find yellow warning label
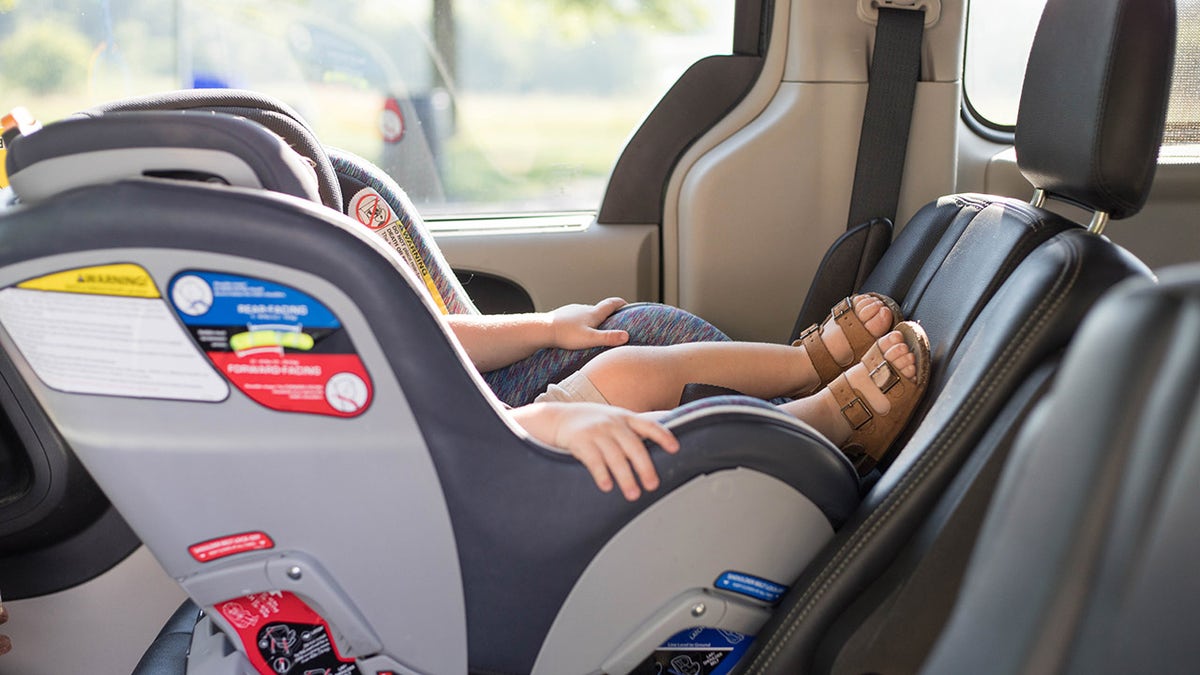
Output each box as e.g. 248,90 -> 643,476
398,227 -> 450,315
18,264 -> 160,298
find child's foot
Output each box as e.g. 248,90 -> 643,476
786,322 -> 930,474
789,293 -> 901,397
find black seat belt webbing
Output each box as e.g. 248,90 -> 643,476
790,6 -> 925,338
846,6 -> 925,230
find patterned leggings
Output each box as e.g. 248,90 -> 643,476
483,303 -> 730,407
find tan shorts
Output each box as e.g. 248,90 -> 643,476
534,370 -> 611,405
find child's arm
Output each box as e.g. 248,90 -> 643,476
448,297 -> 630,372
510,402 -> 680,501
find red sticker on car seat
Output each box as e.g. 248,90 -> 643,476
352,190 -> 392,230
214,591 -> 359,675
189,531 -> 274,562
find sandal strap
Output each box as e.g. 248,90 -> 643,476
833,296 -> 880,362
794,323 -> 842,391
791,297 -> 860,393
860,340 -> 902,395
828,375 -> 873,430
791,294 -> 903,399
827,358 -> 907,476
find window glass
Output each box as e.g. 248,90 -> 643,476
965,0 -> 1200,152
1169,2 -> 1200,147
963,0 -> 1045,128
0,0 -> 734,217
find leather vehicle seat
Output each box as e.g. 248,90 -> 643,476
922,267 -> 1200,674
734,0 -> 1175,670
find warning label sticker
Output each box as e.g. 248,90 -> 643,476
346,187 -> 449,315
352,188 -> 392,230
189,531 -> 275,563
713,571 -> 788,603
18,263 -> 160,298
168,271 -> 373,417
214,591 -> 359,675
0,265 -> 228,401
0,135 -> 8,189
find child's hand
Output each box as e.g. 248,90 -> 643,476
549,297 -> 629,350
512,402 -> 680,500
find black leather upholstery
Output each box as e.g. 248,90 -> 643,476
733,0 -> 1174,669
737,205 -> 1151,674
1015,0 -> 1175,218
923,268 -> 1200,674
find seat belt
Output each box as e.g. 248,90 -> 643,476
790,4 -> 927,340
846,5 -> 926,231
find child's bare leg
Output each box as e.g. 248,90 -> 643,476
777,331 -> 918,445
582,295 -> 894,412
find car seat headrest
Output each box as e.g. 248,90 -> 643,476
76,88 -> 342,209
5,111 -> 321,205
1015,0 -> 1175,220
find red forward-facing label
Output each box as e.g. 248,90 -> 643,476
189,531 -> 274,562
215,591 -> 359,675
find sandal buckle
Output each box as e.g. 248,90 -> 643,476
798,323 -> 820,341
840,397 -> 873,429
831,297 -> 854,320
870,360 -> 901,393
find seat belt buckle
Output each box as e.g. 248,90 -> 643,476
857,0 -> 942,27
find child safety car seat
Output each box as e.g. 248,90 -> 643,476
76,89 -> 734,407
0,136 -> 858,674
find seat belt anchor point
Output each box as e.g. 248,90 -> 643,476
857,0 -> 942,27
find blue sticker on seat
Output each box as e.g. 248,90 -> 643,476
714,571 -> 788,603
646,627 -> 754,675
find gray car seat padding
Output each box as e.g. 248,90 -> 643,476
5,112 -> 321,205
78,88 -> 342,210
0,179 -> 862,673
923,268 -> 1200,674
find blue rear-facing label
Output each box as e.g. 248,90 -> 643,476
634,627 -> 754,675
714,571 -> 788,603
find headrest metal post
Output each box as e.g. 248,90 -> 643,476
1030,188 -> 1047,208
1087,210 -> 1111,235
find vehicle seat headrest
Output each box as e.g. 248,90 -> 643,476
1015,0 -> 1175,219
76,88 -> 342,209
5,111 -> 321,204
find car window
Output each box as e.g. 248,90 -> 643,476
0,0 -> 735,218
965,0 -> 1200,152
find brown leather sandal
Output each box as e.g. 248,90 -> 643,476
826,320 -> 930,475
789,293 -> 903,397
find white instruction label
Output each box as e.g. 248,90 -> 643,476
0,287 -> 229,401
